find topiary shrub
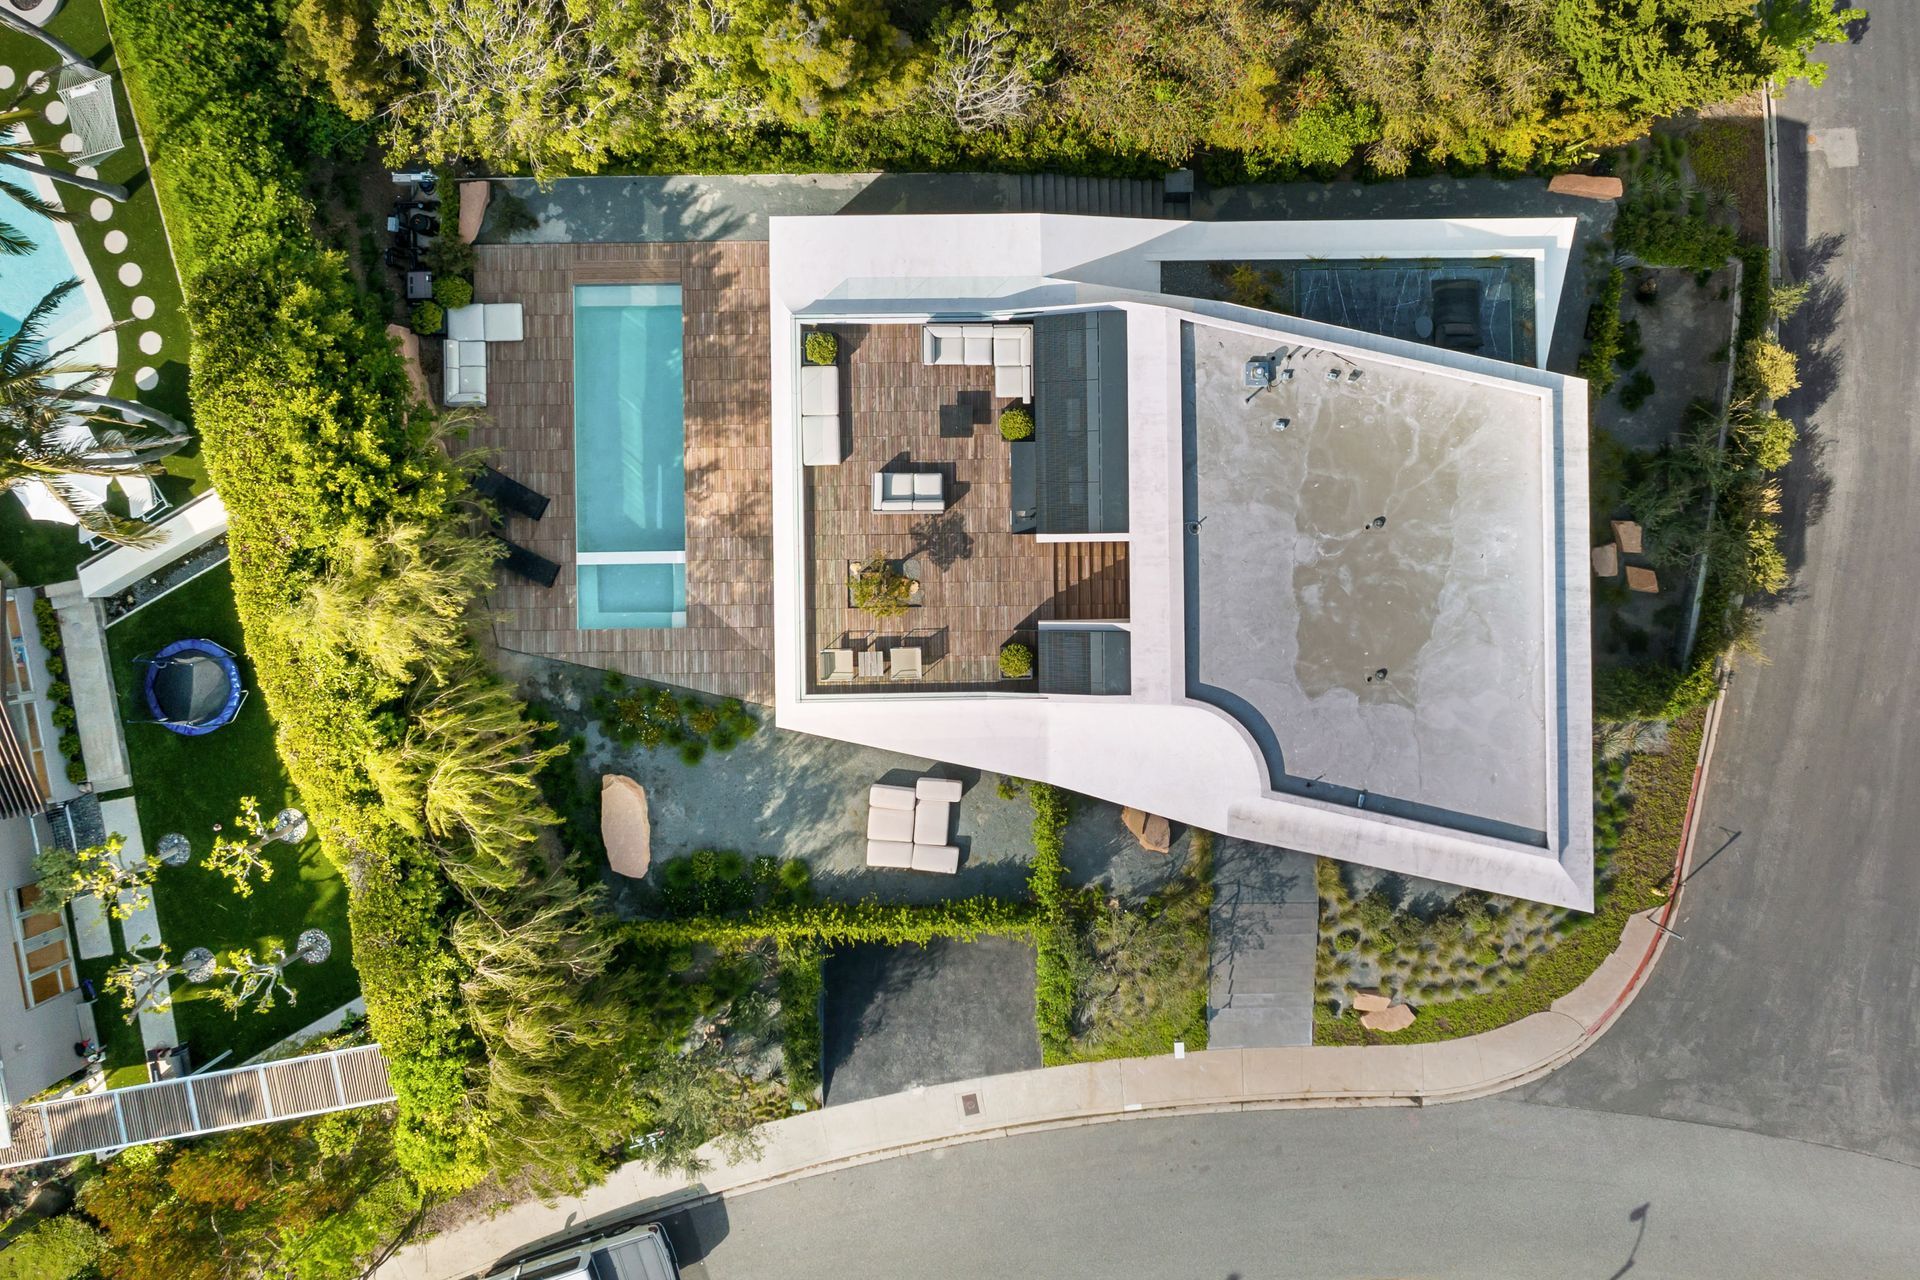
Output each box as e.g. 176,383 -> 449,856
65,759 -> 86,785
410,300 -> 445,335
999,405 -> 1034,441
999,642 -> 1034,679
803,330 -> 838,365
433,276 -> 474,310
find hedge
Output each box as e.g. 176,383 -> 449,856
625,897 -> 1036,950
1026,783 -> 1077,1064
1577,266 -> 1625,396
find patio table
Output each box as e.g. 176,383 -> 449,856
858,649 -> 886,679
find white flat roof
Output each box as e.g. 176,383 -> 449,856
769,214 -> 1591,907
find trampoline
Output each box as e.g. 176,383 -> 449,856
141,639 -> 246,736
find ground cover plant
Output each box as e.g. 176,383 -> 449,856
277,0 -> 1857,182
101,563 -> 358,1065
596,673 -> 759,765
1315,710 -> 1704,1043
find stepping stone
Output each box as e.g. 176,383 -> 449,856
134,366 -> 158,390
600,774 -> 652,878
1351,988 -> 1391,1013
89,197 -> 112,222
0,68 -> 14,92
45,99 -> 67,125
76,164 -> 96,179
130,295 -> 155,319
117,261 -> 141,286
1360,1003 -> 1416,1032
1547,174 -> 1624,201
1611,519 -> 1645,555
1625,565 -> 1661,594
27,69 -> 49,94
138,331 -> 161,355
60,132 -> 82,155
103,229 -> 127,253
1591,542 -> 1620,578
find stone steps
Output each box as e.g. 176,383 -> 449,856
1208,845 -> 1319,1049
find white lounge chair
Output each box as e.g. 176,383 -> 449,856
447,303 -> 525,343
872,471 -> 945,513
911,777 -> 962,873
800,365 -> 844,465
993,324 -> 1034,400
889,646 -> 924,680
444,339 -> 487,406
922,323 -> 993,366
820,648 -> 855,683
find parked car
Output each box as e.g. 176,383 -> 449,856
485,1222 -> 680,1280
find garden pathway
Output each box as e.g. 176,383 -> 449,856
1207,841 -> 1317,1048
98,794 -> 177,1050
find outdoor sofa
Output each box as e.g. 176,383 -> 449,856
865,780 -> 960,873
921,322 -> 1033,400
871,471 -> 946,513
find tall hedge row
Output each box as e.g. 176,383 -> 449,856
107,0 -> 523,1188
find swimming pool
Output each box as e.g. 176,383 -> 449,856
573,283 -> 689,629
0,156 -> 95,345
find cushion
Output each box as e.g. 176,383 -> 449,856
916,777 -> 964,803
801,416 -> 843,466
961,326 -> 993,365
911,844 -> 960,874
994,363 -> 1032,401
911,472 -> 943,499
867,840 -> 915,869
800,365 -> 839,415
913,800 -> 949,846
922,324 -> 965,365
481,303 -> 524,342
992,325 -> 1032,366
868,805 -> 914,843
446,304 -> 485,342
869,783 -> 917,809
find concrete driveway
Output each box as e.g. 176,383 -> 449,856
821,938 -> 1040,1106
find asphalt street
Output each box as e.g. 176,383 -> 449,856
1518,16 -> 1920,1165
605,24 -> 1920,1280
661,1104 -> 1920,1279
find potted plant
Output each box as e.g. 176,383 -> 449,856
804,330 -> 839,366
999,404 -> 1033,442
999,641 -> 1034,680
849,554 -> 914,619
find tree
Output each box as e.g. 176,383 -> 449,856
0,1214 -> 108,1280
669,0 -> 917,130
847,553 -> 912,618
1759,0 -> 1866,89
1552,0 -> 1774,121
103,942 -> 191,1021
924,0 -> 1045,132
285,0 -> 391,122
380,0 -> 668,176
204,797 -> 292,897
32,835 -> 152,920
1739,336 -> 1801,402
211,932 -> 333,1014
2,281 -> 190,546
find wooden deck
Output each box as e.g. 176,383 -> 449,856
805,324 -> 1056,693
470,242 -> 774,703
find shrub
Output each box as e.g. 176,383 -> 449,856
999,642 -> 1034,679
777,942 -> 823,1103
1026,782 -> 1077,1063
50,704 -> 76,730
409,300 -> 445,335
848,555 -> 913,619
44,655 -> 63,678
0,1214 -> 108,1280
1618,370 -> 1656,411
45,680 -> 70,703
433,276 -> 473,310
1738,337 -> 1800,402
1578,268 -> 1624,395
65,760 -> 86,785
999,405 -> 1034,441
56,732 -> 81,759
803,330 -> 838,365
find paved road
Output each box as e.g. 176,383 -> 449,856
1518,20 -> 1920,1166
659,1105 -> 1920,1279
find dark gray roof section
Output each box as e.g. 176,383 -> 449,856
1035,311 -> 1129,534
1038,628 -> 1132,696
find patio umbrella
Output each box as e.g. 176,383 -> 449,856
11,479 -> 80,525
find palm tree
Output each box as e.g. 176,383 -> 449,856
1,279 -> 188,546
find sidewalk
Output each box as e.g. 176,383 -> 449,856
380,909 -> 1675,1280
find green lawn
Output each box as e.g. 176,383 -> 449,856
0,0 -> 201,587
99,563 -> 358,1067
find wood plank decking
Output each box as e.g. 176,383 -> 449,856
1050,542 -> 1130,621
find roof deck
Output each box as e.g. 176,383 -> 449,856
803,323 -> 1126,694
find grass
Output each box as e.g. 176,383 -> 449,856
1059,831 -> 1214,1062
0,0 -> 201,588
1314,710 -> 1706,1045
97,562 -> 358,1067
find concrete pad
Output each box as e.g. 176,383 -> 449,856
1473,1012 -> 1582,1081
45,586 -> 132,791
99,798 -> 159,947
1119,1049 -> 1244,1107
69,893 -> 112,959
1356,1045 -> 1426,1095
1410,1035 -> 1488,1095
1810,126 -> 1859,168
1552,911 -> 1659,1030
1238,1046 -> 1312,1097
975,1061 -> 1123,1128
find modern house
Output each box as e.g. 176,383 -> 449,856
469,211 -> 1592,909
766,214 -> 1593,908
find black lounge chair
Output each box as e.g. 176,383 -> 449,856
492,534 -> 560,588
473,464 -> 550,520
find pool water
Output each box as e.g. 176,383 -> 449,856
0,164 -> 92,342
573,283 -> 688,629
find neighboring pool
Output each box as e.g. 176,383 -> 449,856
573,283 -> 688,629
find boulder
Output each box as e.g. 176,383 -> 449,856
458,180 -> 491,245
1351,988 -> 1391,1013
1546,174 -> 1625,201
1122,807 -> 1173,853
1360,1003 -> 1417,1033
600,774 -> 652,878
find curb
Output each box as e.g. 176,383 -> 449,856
390,702 -> 1732,1280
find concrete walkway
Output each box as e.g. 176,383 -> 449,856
1207,842 -> 1317,1048
98,795 -> 178,1050
378,903 -> 1675,1280
43,584 -> 131,791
